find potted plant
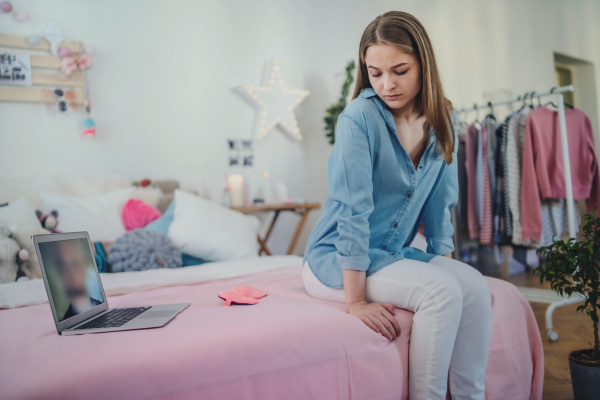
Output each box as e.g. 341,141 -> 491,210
535,210 -> 599,400
324,60 -> 355,145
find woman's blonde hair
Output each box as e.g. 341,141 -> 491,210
353,11 -> 455,163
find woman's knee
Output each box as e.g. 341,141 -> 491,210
422,272 -> 464,313
430,256 -> 491,306
459,270 -> 491,316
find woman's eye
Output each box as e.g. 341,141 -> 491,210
371,73 -> 382,78
395,70 -> 408,76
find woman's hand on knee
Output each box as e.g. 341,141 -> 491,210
347,301 -> 400,340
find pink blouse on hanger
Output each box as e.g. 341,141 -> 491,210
520,106 -> 600,241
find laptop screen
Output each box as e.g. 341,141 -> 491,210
38,238 -> 105,322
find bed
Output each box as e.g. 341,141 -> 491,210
0,255 -> 543,400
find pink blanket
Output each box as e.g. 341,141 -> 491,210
0,266 -> 543,400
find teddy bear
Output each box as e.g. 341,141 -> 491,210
35,210 -> 59,233
11,227 -> 50,279
0,226 -> 29,283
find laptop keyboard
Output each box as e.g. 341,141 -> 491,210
74,307 -> 151,330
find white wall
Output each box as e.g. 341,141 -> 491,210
1,0 -> 599,254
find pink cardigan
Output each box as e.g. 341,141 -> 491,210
521,107 -> 600,241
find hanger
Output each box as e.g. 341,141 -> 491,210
517,92 -> 529,112
472,103 -> 481,128
457,107 -> 469,129
485,101 -> 496,120
545,87 -> 574,109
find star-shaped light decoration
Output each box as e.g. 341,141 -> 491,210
39,19 -> 65,56
238,61 -> 310,140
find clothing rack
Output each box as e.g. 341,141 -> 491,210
459,85 -> 581,342
459,84 -> 576,239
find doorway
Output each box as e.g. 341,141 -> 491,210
554,52 -> 600,159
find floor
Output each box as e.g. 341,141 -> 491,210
504,271 -> 593,400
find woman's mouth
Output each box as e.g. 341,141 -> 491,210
385,94 -> 401,100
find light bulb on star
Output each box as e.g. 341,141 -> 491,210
238,61 -> 309,141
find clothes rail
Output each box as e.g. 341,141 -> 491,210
460,85 -> 579,342
459,84 -> 576,238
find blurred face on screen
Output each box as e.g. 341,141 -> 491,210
55,241 -> 89,304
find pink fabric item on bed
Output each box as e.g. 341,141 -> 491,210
121,198 -> 161,231
0,266 -> 543,400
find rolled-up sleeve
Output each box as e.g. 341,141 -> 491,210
328,114 -> 374,271
423,122 -> 459,255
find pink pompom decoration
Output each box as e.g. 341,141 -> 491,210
58,46 -> 72,58
122,199 -> 162,231
60,56 -> 77,74
13,10 -> 28,22
0,2 -> 13,13
77,53 -> 92,70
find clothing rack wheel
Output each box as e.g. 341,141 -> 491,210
517,286 -> 586,341
547,330 -> 559,342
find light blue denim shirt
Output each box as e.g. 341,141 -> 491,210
304,88 -> 459,288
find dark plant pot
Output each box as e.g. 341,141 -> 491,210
569,350 -> 600,400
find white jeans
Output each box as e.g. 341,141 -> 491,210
303,256 -> 492,400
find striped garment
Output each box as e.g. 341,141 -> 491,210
480,122 -> 494,245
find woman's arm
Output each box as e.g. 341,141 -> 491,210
330,114 -> 400,340
329,115 -> 374,273
343,269 -> 401,340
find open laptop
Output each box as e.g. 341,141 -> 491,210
33,231 -> 189,335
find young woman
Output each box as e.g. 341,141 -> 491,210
303,11 -> 492,400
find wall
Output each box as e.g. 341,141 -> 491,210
1,0 -> 599,254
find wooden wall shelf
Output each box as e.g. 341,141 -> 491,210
0,33 -> 86,105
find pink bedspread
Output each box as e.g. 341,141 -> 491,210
0,265 -> 543,400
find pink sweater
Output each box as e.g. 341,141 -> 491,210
521,106 -> 600,241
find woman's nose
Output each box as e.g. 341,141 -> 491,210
383,75 -> 396,91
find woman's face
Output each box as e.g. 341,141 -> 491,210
364,42 -> 422,112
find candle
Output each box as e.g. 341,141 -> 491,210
228,174 -> 245,208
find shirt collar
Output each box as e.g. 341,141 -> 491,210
358,88 -> 378,99
360,88 -> 387,115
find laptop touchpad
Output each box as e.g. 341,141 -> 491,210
139,310 -> 173,319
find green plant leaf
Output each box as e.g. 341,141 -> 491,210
534,210 -> 600,350
324,60 -> 356,145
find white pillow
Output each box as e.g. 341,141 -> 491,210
0,198 -> 42,231
40,188 -> 135,242
168,190 -> 259,261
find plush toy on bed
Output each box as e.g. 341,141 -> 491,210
11,227 -> 50,279
108,229 -> 182,272
35,210 -> 60,233
0,226 -> 30,283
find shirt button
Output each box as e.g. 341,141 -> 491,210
419,165 -> 423,169
393,223 -> 398,228
407,193 -> 412,198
